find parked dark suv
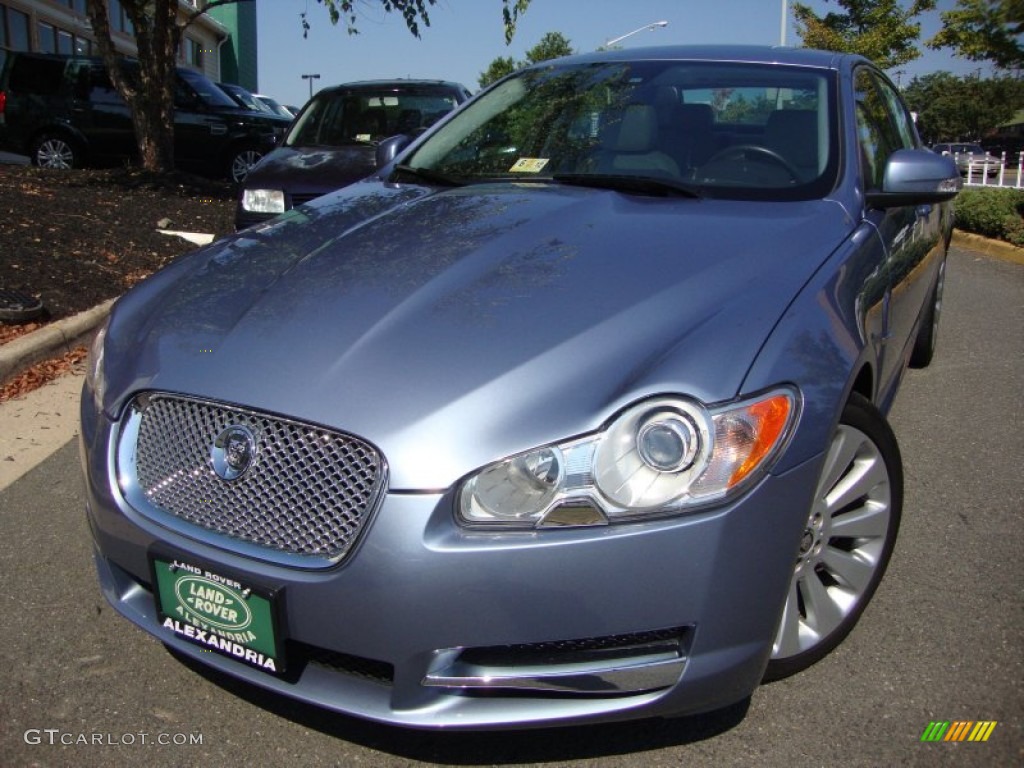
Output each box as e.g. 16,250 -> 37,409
0,52 -> 291,182
235,79 -> 470,228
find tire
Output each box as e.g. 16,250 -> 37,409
909,257 -> 946,368
226,145 -> 264,184
31,133 -> 79,170
764,393 -> 902,682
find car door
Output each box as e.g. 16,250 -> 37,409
171,74 -> 219,168
75,62 -> 135,163
854,67 -> 945,393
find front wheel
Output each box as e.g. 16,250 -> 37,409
764,393 -> 902,681
226,145 -> 264,184
31,133 -> 79,169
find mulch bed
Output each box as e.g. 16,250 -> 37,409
0,164 -> 236,399
0,164 -> 236,327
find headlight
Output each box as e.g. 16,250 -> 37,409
458,389 -> 797,528
241,189 -> 285,214
86,319 -> 109,413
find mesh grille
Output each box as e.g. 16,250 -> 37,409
125,394 -> 384,562
458,628 -> 689,666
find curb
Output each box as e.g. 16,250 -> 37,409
0,298 -> 115,385
952,230 -> 1024,265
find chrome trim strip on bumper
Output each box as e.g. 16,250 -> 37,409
422,646 -> 686,695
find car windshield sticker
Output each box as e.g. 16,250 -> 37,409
510,158 -> 549,173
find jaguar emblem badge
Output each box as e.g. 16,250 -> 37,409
212,425 -> 256,481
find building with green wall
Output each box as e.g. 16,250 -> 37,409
208,1 -> 257,91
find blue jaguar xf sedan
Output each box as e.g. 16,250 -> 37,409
81,46 -> 959,729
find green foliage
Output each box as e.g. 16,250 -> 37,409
954,187 -> 1024,246
927,0 -> 1024,70
307,0 -> 437,38
502,0 -> 532,44
523,31 -> 574,64
902,72 -> 1024,143
478,56 -> 517,89
478,31 -> 575,89
793,0 -> 936,69
307,0 -> 530,41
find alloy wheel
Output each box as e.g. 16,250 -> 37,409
230,149 -> 263,183
765,394 -> 902,680
35,138 -> 75,169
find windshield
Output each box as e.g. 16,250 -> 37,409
405,60 -> 838,200
286,86 -> 462,148
178,69 -> 239,109
221,83 -> 268,112
256,95 -> 290,117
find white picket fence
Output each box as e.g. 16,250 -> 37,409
953,151 -> 1024,188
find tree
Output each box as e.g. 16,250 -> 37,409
902,71 -> 1024,142
84,0 -> 532,175
927,0 -> 1024,70
478,56 -> 518,89
793,0 -> 937,69
478,31 -> 574,88
523,31 -> 574,64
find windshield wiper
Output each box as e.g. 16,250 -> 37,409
551,173 -> 703,199
390,164 -> 464,187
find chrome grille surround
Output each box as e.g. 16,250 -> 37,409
117,393 -> 386,568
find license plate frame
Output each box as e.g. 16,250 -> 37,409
149,548 -> 286,675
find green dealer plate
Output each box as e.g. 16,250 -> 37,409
151,556 -> 285,674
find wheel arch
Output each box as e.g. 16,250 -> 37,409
28,123 -> 90,163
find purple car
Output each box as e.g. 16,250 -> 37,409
235,79 -> 470,228
82,46 -> 959,729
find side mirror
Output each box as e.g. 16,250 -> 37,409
866,148 -> 961,209
375,134 -> 412,168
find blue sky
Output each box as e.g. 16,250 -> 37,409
256,0 -> 988,107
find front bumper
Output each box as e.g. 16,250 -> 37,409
81,395 -> 820,729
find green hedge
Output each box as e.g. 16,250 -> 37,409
954,187 -> 1024,248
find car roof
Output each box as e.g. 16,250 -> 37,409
317,79 -> 468,94
525,44 -> 856,72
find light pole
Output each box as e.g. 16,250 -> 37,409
604,20 -> 669,49
301,73 -> 320,100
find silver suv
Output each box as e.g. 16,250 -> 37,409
932,142 -> 1001,176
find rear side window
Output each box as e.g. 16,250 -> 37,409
83,65 -> 125,105
9,56 -> 66,95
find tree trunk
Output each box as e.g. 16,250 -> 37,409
86,0 -> 180,174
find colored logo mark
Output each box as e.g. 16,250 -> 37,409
920,721 -> 997,742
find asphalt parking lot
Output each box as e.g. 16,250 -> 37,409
0,246 -> 1021,767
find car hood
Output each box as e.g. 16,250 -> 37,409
245,145 -> 377,197
105,181 -> 853,489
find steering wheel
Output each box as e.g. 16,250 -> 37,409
702,144 -> 801,181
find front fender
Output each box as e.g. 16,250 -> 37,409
740,222 -> 889,473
